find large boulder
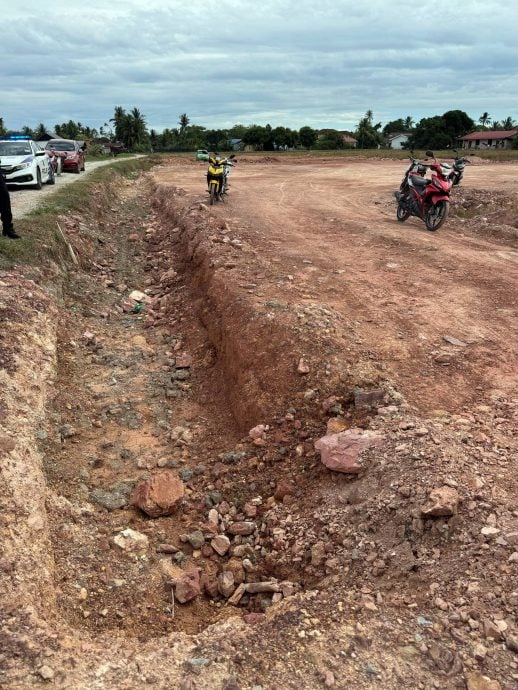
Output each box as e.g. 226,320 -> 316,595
131,471 -> 185,518
314,428 -> 383,473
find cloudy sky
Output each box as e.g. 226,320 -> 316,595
2,0 -> 517,133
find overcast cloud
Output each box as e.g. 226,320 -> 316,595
1,0 -> 517,132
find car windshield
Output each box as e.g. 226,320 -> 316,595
47,142 -> 75,151
0,141 -> 32,156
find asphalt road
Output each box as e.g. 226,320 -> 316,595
9,158 -> 139,220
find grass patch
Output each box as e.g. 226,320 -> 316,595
167,148 -> 518,162
0,156 -> 159,271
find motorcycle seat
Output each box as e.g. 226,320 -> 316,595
410,175 -> 428,186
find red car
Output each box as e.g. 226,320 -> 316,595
44,139 -> 85,174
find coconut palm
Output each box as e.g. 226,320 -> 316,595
178,113 -> 190,135
501,116 -> 517,130
111,106 -> 127,141
34,123 -> 47,140
479,112 -> 491,128
404,116 -> 414,130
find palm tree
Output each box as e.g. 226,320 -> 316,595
178,113 -> 190,135
110,106 -> 127,141
479,112 -> 491,128
35,123 -> 47,140
404,116 -> 414,131
491,120 -> 502,131
501,116 -> 517,130
129,107 -> 147,148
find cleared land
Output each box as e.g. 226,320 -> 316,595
0,155 -> 517,689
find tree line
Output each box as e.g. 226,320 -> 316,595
1,108 -> 517,152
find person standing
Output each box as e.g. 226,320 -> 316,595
0,170 -> 19,239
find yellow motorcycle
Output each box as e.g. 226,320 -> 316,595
207,154 -> 235,205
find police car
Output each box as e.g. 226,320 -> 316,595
0,135 -> 53,189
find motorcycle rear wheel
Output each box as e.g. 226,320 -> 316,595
425,200 -> 449,231
397,204 -> 410,222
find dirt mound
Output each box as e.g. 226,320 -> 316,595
451,187 -> 518,244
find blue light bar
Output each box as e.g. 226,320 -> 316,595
0,135 -> 31,140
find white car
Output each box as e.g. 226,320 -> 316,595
0,136 -> 53,189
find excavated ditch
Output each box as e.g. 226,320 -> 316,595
2,173 -> 353,648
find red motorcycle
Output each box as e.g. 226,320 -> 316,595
395,150 -> 452,231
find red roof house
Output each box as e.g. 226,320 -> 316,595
460,129 -> 517,149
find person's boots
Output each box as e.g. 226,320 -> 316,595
2,227 -> 20,239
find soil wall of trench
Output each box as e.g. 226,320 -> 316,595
151,184 -> 332,432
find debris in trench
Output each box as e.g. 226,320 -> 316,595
131,470 -> 185,517
420,486 -> 460,517
113,528 -> 149,553
314,427 -> 384,473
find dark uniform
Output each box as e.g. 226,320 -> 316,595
0,170 -> 19,239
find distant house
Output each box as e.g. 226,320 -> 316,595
228,138 -> 243,150
459,130 -> 518,149
337,131 -> 357,147
387,132 -> 409,149
317,130 -> 357,148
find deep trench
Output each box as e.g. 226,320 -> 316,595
40,177 -> 332,639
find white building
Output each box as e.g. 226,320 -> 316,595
387,132 -> 409,149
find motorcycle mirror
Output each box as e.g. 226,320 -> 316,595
425,150 -> 434,158
230,154 -> 236,159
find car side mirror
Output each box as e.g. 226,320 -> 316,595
35,150 -> 46,156
425,150 -> 434,158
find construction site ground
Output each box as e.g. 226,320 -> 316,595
1,154 -> 517,689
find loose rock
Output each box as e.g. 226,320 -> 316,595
465,672 -> 501,690
218,571 -> 235,598
113,528 -> 149,553
175,567 -> 201,604
211,534 -> 231,556
131,471 -> 184,518
228,521 -> 256,536
421,486 -> 459,517
314,428 -> 384,473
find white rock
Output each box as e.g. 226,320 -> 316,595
38,666 -> 55,681
113,528 -> 149,552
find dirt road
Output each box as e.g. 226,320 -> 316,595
155,157 -> 518,413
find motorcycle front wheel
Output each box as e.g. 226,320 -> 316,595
397,204 -> 410,222
425,200 -> 449,231
209,185 -> 217,205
